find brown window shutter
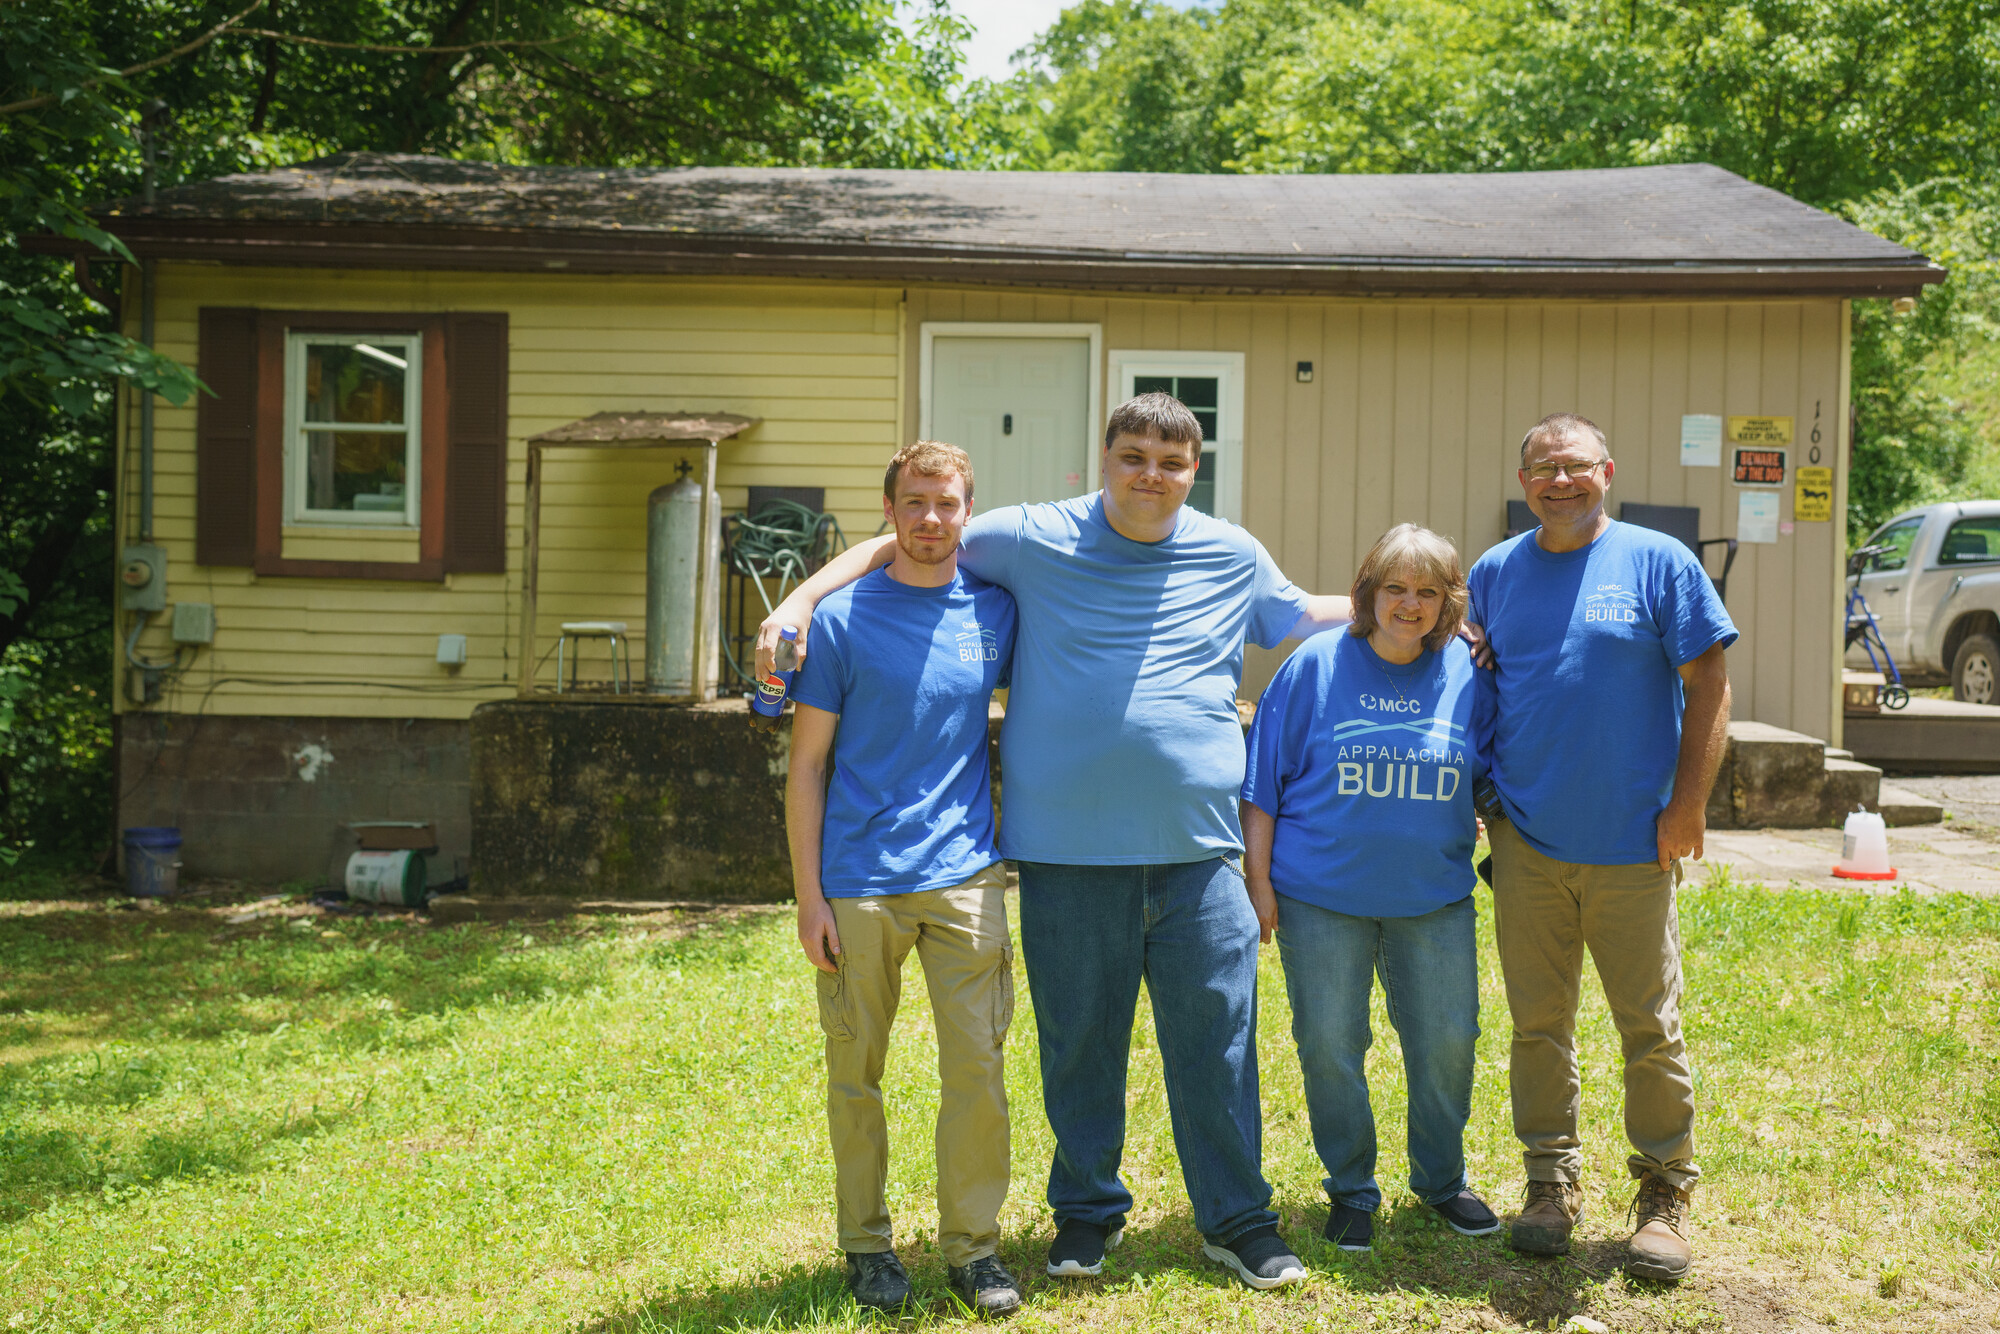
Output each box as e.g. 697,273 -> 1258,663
444,312 -> 509,574
194,307 -> 259,566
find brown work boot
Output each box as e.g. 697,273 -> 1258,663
1509,1178 -> 1584,1255
1626,1172 -> 1692,1281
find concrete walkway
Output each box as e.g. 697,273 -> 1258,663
1700,774 -> 2000,895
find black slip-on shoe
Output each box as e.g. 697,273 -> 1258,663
948,1254 -> 1022,1316
1322,1203 -> 1375,1252
1046,1218 -> 1123,1277
1429,1190 -> 1502,1237
845,1249 -> 912,1311
1202,1225 -> 1309,1290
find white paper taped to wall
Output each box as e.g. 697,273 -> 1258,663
1681,414 -> 1722,467
1737,490 -> 1779,544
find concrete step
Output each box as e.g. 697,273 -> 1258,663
1820,757 -> 1883,825
1711,721 -> 1947,829
1719,722 -> 1837,828
1877,781 -> 1946,827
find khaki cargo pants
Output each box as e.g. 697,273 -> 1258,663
1489,819 -> 1700,1191
819,863 -> 1014,1266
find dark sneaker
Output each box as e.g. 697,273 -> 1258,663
1046,1219 -> 1122,1277
845,1250 -> 912,1311
1429,1190 -> 1501,1237
1322,1203 -> 1374,1252
1202,1225 -> 1309,1290
1509,1179 -> 1584,1255
948,1254 -> 1022,1316
1625,1172 -> 1692,1282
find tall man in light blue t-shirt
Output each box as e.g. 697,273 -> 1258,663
786,440 -> 1023,1317
763,395 -> 1354,1291
1466,412 -> 1735,1285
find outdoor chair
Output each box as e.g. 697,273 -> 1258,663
1505,500 -> 1536,539
1501,500 -> 1738,602
722,488 -> 846,685
1619,502 -> 1739,602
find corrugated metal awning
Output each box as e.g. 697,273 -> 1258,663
527,411 -> 760,445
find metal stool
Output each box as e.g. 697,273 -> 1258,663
555,621 -> 631,693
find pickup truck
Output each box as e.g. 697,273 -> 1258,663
1847,500 -> 2000,703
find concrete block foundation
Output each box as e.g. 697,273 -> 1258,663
470,697 -> 792,900
117,713 -> 471,884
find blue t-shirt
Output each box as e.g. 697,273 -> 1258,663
1241,634 -> 1490,917
1466,520 -> 1738,865
959,494 -> 1309,864
790,567 -> 1017,896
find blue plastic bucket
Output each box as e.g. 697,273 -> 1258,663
122,826 -> 182,898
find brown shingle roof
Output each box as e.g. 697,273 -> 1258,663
73,152 -> 1940,298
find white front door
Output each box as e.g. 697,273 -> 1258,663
929,336 -> 1093,512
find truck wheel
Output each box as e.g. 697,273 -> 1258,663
1952,633 -> 2000,705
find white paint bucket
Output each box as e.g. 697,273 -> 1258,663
345,849 -> 428,907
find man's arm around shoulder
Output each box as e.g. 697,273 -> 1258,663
1286,594 -> 1353,641
757,536 -> 896,676
786,702 -> 843,973
1657,642 -> 1731,871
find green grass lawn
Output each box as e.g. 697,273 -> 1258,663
2,866 -> 1997,1333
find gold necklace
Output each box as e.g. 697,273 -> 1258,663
1373,643 -> 1423,709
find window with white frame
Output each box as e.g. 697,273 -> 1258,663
285,332 -> 422,526
1109,350 -> 1245,523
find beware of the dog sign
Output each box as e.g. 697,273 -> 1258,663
1733,447 -> 1788,486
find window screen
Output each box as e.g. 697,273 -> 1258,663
1133,374 -> 1219,516
290,335 -> 420,524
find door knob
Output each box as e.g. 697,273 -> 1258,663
1002,413 -> 1012,435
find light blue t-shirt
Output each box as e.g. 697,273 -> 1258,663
1241,634 -> 1490,917
1467,520 -> 1738,865
790,567 -> 1017,896
959,494 -> 1309,865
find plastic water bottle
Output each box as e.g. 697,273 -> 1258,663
749,626 -> 800,729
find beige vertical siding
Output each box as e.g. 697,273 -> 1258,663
904,289 -> 1849,742
124,266 -> 901,719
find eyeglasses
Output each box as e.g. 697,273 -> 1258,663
1525,459 -> 1608,483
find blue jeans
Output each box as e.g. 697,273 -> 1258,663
1274,894 -> 1480,1212
1017,857 -> 1277,1245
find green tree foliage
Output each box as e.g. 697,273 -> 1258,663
989,0 -> 2000,199
0,0 -> 974,864
980,0 -> 2000,535
1843,182 -> 2000,533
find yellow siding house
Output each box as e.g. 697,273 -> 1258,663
41,155 -> 1940,881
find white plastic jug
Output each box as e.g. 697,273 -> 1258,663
1833,808 -> 1896,880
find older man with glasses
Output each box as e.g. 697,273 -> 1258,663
1466,412 -> 1735,1283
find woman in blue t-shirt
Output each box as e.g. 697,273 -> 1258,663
1240,523 -> 1498,1253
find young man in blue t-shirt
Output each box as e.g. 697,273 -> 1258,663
785,441 -> 1022,1316
765,395 -> 1357,1291
1467,413 -> 1735,1284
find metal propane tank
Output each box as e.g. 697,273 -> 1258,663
646,477 -> 720,697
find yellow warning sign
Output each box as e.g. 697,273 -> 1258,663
1728,416 -> 1795,445
1795,466 -> 1833,522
